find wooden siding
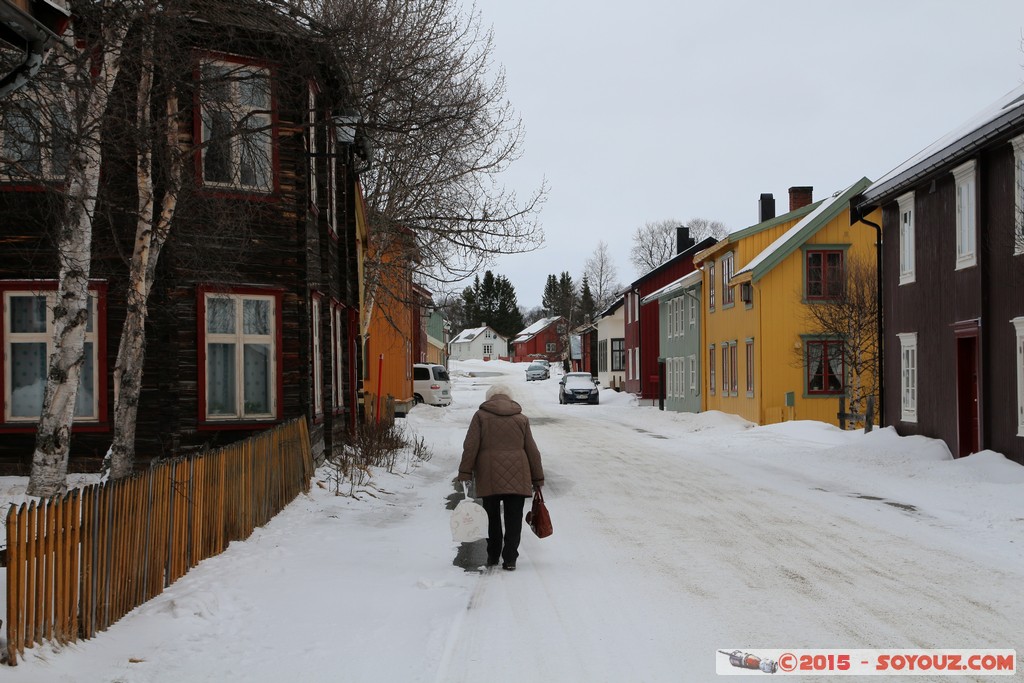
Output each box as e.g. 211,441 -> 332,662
882,143 -> 1024,464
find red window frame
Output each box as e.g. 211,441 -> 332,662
806,338 -> 845,395
0,280 -> 109,432
196,285 -> 284,429
805,250 -> 844,300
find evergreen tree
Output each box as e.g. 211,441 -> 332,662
579,276 -> 596,324
541,274 -> 559,316
557,271 -> 578,326
456,271 -> 524,338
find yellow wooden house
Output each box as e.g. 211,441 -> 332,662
693,178 -> 881,426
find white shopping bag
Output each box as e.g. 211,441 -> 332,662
450,482 -> 488,542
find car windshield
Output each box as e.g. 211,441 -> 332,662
528,364 -> 545,371
563,374 -> 595,389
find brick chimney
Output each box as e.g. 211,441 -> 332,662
758,193 -> 775,222
789,186 -> 813,211
676,226 -> 694,255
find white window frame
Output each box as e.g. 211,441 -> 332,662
745,338 -> 755,397
953,160 -> 977,270
898,332 -> 918,423
308,83 -> 318,207
666,299 -> 674,339
897,191 -> 916,285
202,292 -> 278,421
1013,317 -> 1024,437
199,59 -> 273,192
1012,135 -> 1024,257
312,295 -> 323,415
3,288 -> 100,422
331,303 -> 344,411
688,354 -> 697,393
677,357 -> 685,398
483,343 -> 493,356
689,296 -> 696,328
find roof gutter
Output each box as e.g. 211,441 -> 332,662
0,0 -> 70,98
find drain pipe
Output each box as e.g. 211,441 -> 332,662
0,0 -> 71,98
855,210 -> 884,428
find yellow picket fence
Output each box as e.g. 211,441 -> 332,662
4,417 -> 313,665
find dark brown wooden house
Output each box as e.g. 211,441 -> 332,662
854,83 -> 1024,465
0,0 -> 367,472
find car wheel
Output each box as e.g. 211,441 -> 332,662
413,394 -> 423,405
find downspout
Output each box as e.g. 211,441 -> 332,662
855,211 -> 884,428
0,0 -> 71,98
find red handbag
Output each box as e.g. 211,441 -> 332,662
525,488 -> 553,539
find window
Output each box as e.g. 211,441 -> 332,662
666,359 -> 675,399
721,253 -> 735,306
806,249 -> 844,300
483,344 -> 493,356
689,297 -> 696,328
1012,135 -> 1024,256
1,97 -> 70,180
745,339 -> 755,395
898,332 -> 918,423
721,343 -> 730,395
729,342 -> 738,395
677,358 -> 685,398
311,295 -> 323,415
611,339 -> 625,371
326,118 -> 338,234
308,83 -> 318,208
708,262 -> 716,311
709,346 -> 716,396
546,342 -> 557,353
677,298 -> 684,336
805,338 -> 845,395
3,285 -> 103,423
634,348 -> 640,381
199,59 -> 274,192
688,354 -> 697,393
331,303 -> 345,411
667,299 -> 674,338
1014,317 -> 1024,436
953,159 -> 977,269
599,340 -> 608,372
897,192 -> 916,285
201,290 -> 279,421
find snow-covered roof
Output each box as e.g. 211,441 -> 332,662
861,82 -> 1024,204
513,317 -> 560,342
736,177 -> 870,281
640,269 -> 702,305
450,327 -> 487,344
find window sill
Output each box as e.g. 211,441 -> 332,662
0,422 -> 109,433
198,419 -> 280,431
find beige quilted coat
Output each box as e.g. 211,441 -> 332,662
458,395 -> 544,497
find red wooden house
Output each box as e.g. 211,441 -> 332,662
510,316 -> 567,363
624,229 -> 716,400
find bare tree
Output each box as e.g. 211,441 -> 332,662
583,240 -> 621,311
686,217 -> 729,242
2,1 -> 139,497
298,0 -> 546,293
800,255 -> 879,424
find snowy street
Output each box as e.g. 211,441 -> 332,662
4,359 -> 1023,682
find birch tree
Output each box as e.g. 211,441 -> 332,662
583,240 -> 621,311
23,2 -> 135,497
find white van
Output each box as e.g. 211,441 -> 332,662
413,364 -> 452,406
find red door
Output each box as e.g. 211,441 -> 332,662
955,334 -> 979,457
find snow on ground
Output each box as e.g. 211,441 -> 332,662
2,358 -> 1023,682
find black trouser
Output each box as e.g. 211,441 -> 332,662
482,494 -> 526,565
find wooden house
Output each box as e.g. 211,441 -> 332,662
424,310 -> 449,366
595,296 -> 625,390
0,1 -> 367,472
449,324 -> 508,361
853,83 -> 1024,464
510,316 -> 567,363
694,181 -> 880,427
641,269 -> 702,413
624,229 -> 715,401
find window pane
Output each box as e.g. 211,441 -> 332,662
11,295 -> 48,333
243,299 -> 269,334
11,342 -> 47,417
203,110 -> 233,183
74,341 -> 95,418
207,298 -> 236,334
238,69 -> 270,108
243,343 -> 271,414
826,342 -> 844,391
808,343 -> 824,391
806,253 -> 822,297
239,118 -> 271,188
207,343 -> 237,415
1,109 -> 42,176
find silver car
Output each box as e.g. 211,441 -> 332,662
525,362 -> 550,381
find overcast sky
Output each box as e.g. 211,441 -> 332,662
458,0 -> 1024,310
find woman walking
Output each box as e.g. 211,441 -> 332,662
458,383 -> 545,571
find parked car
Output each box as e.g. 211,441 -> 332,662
525,362 -> 550,381
413,363 -> 452,406
559,372 -> 600,404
